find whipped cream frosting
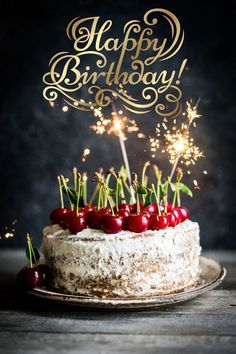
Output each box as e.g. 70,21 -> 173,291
42,220 -> 201,298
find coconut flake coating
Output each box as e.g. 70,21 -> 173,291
42,220 -> 201,298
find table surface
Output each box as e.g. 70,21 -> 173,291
0,250 -> 235,354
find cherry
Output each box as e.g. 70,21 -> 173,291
167,212 -> 178,227
149,214 -> 159,230
157,214 -> 169,229
17,266 -> 42,288
116,203 -> 132,214
126,214 -> 149,233
59,210 -> 75,229
68,215 -> 87,234
140,210 -> 151,220
167,203 -> 173,212
177,207 -> 190,222
50,208 -> 70,226
100,215 -> 123,234
38,264 -> 51,285
172,208 -> 182,225
87,208 -> 110,229
131,202 -> 144,214
144,203 -> 157,214
116,209 -> 130,219
83,204 -> 95,214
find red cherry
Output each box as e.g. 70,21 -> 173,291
17,266 -> 42,288
87,208 -> 110,229
167,212 -> 178,227
144,203 -> 157,214
131,202 -> 144,214
100,215 -> 123,234
50,208 -> 70,226
117,203 -> 132,214
149,214 -> 159,230
116,209 -> 130,219
167,203 -> 173,212
59,210 -> 75,229
126,214 -> 149,233
172,208 -> 181,224
38,264 -> 51,285
177,207 -> 190,222
157,214 -> 169,229
68,215 -> 87,234
84,204 -> 95,214
140,210 -> 151,220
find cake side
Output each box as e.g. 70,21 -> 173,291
42,219 -> 201,298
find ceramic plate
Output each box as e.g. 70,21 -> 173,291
28,256 -> 226,309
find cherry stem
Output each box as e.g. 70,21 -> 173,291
61,175 -> 73,210
141,161 -> 150,203
136,192 -> 140,215
76,176 -> 81,217
115,181 -> 119,211
104,173 -> 112,208
73,167 -> 77,191
57,176 -> 64,209
152,184 -> 161,216
177,189 -> 181,207
98,186 -> 102,209
107,195 -> 115,215
164,184 -> 169,214
26,234 -> 33,268
172,190 -> 177,208
82,173 -> 87,205
119,178 -> 126,203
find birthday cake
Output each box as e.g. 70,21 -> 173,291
42,219 -> 200,297
41,167 -> 201,298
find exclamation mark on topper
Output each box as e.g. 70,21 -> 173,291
176,59 -> 188,84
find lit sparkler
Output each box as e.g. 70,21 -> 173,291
150,100 -> 204,180
90,102 -> 139,203
110,106 -> 136,203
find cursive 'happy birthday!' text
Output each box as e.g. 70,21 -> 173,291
43,8 -> 187,116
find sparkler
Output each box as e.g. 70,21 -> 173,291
168,100 -> 203,180
110,105 -> 136,203
90,101 -> 138,203
150,100 -> 204,181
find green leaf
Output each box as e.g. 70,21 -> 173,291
137,186 -> 147,195
169,182 -> 177,192
62,186 -> 78,204
26,246 -> 40,264
177,182 -> 193,197
159,182 -> 169,196
144,191 -> 153,207
79,196 -> 85,208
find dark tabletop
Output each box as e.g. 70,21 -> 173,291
0,250 -> 235,354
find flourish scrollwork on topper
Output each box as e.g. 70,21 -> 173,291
43,8 -> 187,117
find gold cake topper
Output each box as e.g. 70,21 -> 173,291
43,8 -> 187,117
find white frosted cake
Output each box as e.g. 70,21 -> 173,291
42,219 -> 201,298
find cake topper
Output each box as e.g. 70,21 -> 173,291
43,8 -> 187,117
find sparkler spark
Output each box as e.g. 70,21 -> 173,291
81,148 -> 91,162
90,109 -> 139,138
0,219 -> 17,240
165,130 -> 204,166
150,100 -> 204,172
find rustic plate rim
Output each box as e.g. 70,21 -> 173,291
27,256 -> 226,309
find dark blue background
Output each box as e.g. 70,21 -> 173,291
0,0 -> 235,248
